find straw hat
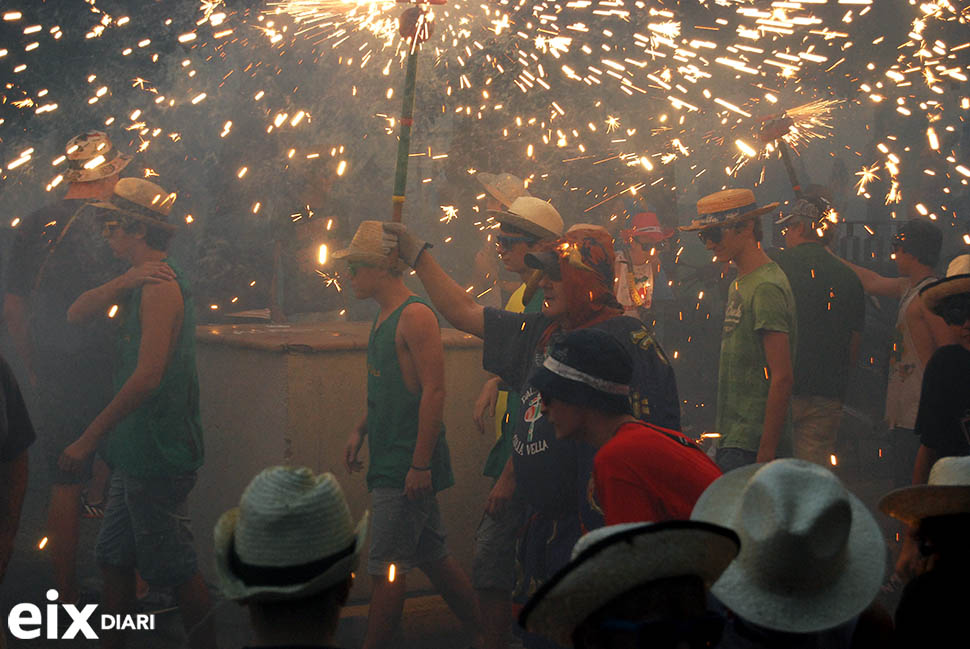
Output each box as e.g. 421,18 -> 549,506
920,255 -> 970,314
691,459 -> 885,634
214,466 -> 368,602
879,456 -> 970,526
91,177 -> 177,232
621,211 -> 675,242
680,189 -> 779,232
332,220 -> 397,265
64,131 -> 132,183
477,172 -> 531,209
491,196 -> 564,239
519,521 -> 740,647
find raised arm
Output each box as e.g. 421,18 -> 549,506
834,254 -> 906,298
399,303 -> 446,500
385,223 -> 485,338
58,281 -> 182,472
67,261 -> 176,324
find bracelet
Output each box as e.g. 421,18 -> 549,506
410,464 -> 431,471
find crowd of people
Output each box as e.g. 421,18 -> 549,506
1,131 -> 969,649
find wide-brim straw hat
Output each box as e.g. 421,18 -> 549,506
477,172 -> 531,209
879,456 -> 970,526
680,188 -> 779,232
64,131 -> 132,183
490,196 -> 564,239
920,255 -> 970,314
214,466 -> 369,602
691,459 -> 885,634
519,521 -> 740,647
90,177 -> 178,232
332,220 -> 398,266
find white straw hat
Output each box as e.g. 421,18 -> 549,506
920,255 -> 970,314
214,466 -> 368,602
64,131 -> 131,183
880,456 -> 970,526
332,220 -> 397,266
519,521 -> 740,646
491,196 -> 564,239
91,177 -> 178,232
477,172 -> 531,209
691,459 -> 885,634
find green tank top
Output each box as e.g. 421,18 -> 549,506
366,295 -> 453,492
104,259 -> 204,476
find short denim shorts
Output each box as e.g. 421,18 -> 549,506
367,488 -> 449,577
95,471 -> 198,588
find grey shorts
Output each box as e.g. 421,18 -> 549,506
367,488 -> 449,576
95,472 -> 198,588
472,492 -> 526,592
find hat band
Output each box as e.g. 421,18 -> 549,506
229,537 -> 356,587
109,194 -> 169,222
542,356 -> 630,396
67,146 -> 117,170
694,202 -> 758,227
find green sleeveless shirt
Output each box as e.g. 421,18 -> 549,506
366,295 -> 453,492
103,259 -> 204,476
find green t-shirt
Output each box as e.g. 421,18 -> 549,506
366,295 -> 454,492
716,261 -> 797,453
104,259 -> 204,476
772,242 -> 865,399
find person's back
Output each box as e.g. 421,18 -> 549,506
594,420 -> 720,525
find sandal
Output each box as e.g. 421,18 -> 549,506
81,493 -> 105,519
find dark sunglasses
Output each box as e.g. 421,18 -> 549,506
347,261 -> 377,276
496,234 -> 535,248
635,239 -> 667,252
698,226 -> 724,245
940,296 -> 970,326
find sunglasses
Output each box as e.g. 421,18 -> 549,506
496,234 -> 535,248
635,239 -> 667,252
347,261 -> 377,276
698,226 -> 724,245
940,297 -> 970,326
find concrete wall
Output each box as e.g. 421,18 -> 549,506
192,322 -> 494,601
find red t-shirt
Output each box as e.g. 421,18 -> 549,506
594,421 -> 722,525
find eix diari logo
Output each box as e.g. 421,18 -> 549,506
6,589 -> 155,640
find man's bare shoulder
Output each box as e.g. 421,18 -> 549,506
140,278 -> 183,310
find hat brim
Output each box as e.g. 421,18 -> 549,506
91,201 -> 178,232
878,484 -> 970,526
920,275 -> 970,313
490,210 -> 559,239
519,521 -> 740,647
214,508 -> 369,602
331,248 -> 392,265
691,464 -> 885,634
65,154 -> 132,183
680,202 -> 780,232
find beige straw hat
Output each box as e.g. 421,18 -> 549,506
491,196 -> 564,239
691,459 -> 885,634
332,220 -> 398,265
680,188 -> 779,232
477,172 -> 531,209
64,131 -> 132,183
879,456 -> 970,526
214,466 -> 368,602
519,521 -> 740,646
91,177 -> 178,232
920,255 -> 970,314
